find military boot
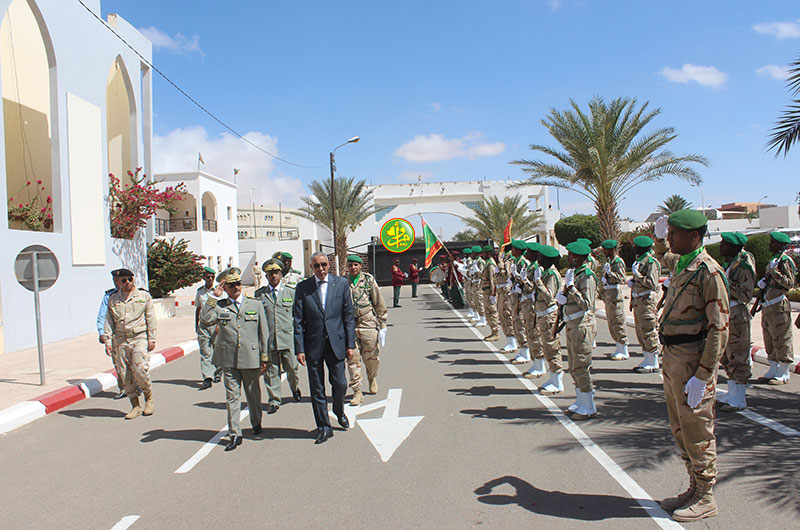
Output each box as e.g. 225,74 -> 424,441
143,390 -> 155,416
660,473 -> 696,511
672,481 -> 718,522
350,390 -> 363,406
369,379 -> 379,394
125,396 -> 143,420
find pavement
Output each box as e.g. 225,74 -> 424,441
1,285 -> 799,528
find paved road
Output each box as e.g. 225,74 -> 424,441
2,285 -> 799,529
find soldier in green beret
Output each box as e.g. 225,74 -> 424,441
480,245 -> 500,341
628,235 -> 662,372
196,266 -> 223,389
462,248 -> 476,320
652,210 -> 729,521
529,245 -> 563,389
469,246 -> 486,325
280,252 -> 304,289
576,238 -> 598,273
507,240 -> 530,361
753,231 -> 797,385
496,243 -> 517,352
518,242 -> 543,370
715,232 -> 755,411
600,239 -> 630,360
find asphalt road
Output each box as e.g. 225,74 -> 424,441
2,285 -> 799,529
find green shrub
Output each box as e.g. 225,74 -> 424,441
787,288 -> 800,302
618,224 -> 654,268
554,214 -> 601,247
147,237 -> 204,298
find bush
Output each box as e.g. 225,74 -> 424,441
147,238 -> 204,298
554,214 -> 601,247
618,224 -> 654,268
788,288 -> 800,302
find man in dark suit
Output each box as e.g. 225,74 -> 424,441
293,251 -> 356,444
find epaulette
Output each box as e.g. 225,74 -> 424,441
105,288 -> 117,294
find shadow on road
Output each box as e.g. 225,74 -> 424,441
153,378 -> 202,389
59,407 -> 126,419
140,428 -> 221,443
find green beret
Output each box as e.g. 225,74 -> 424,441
463,248 -> 472,254
771,231 -> 791,244
346,254 -> 363,264
482,245 -> 494,252
281,252 -> 293,259
202,266 -> 216,275
721,232 -> 747,246
600,239 -> 618,249
566,241 -> 591,256
526,242 -> 541,252
538,245 -> 560,259
262,259 -> 283,273
633,235 -> 654,248
668,209 -> 708,230
576,238 -> 592,246
471,245 -> 482,253
511,239 -> 527,250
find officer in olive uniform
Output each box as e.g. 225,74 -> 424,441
254,260 -> 301,415
629,235 -> 662,372
346,255 -> 388,405
531,245 -> 563,392
200,267 -> 269,451
653,210 -> 729,522
104,269 -> 157,420
716,232 -> 755,411
196,266 -> 222,389
600,239 -> 630,360
280,252 -> 304,289
480,245 -> 500,341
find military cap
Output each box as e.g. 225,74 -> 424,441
216,267 -> 242,283
721,232 -> 747,246
394,257 -> 400,262
576,238 -> 592,246
566,241 -> 591,256
463,248 -> 472,255
511,239 -> 527,251
538,245 -> 560,258
771,231 -> 791,244
271,251 -> 283,259
347,254 -> 363,264
111,268 -> 134,278
262,259 -> 283,273
526,241 -> 540,252
202,266 -> 216,275
600,239 -> 618,249
668,209 -> 708,230
471,245 -> 482,253
633,235 -> 654,248
411,258 -> 418,262
281,252 -> 293,259
482,245 -> 494,252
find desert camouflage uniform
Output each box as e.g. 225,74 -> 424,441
564,265 -> 598,392
494,252 -> 514,338
282,269 -> 304,290
602,256 -> 629,346
472,257 -> 485,318
631,249 -> 662,353
510,255 -> 529,349
104,287 -> 156,397
349,272 -> 388,391
722,249 -> 756,383
481,256 -> 500,334
532,265 -> 562,373
519,260 -> 542,361
655,239 -> 729,488
760,251 -> 796,363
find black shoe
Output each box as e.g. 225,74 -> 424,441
213,375 -> 221,384
292,389 -> 302,402
199,378 -> 212,390
224,435 -> 242,451
252,424 -> 262,435
337,414 -> 350,429
266,404 -> 279,415
315,429 -> 333,444
113,390 -> 126,400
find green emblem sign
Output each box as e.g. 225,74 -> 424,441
380,218 -> 415,253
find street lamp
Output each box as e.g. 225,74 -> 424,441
330,136 -> 360,274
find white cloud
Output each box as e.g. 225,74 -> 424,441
753,20 -> 800,39
393,133 -> 506,162
756,64 -> 789,80
153,126 -> 304,207
139,26 -> 203,55
659,63 -> 728,88
547,0 -> 562,11
428,102 -> 441,112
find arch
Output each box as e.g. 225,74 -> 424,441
201,191 -> 217,232
168,191 -> 197,232
2,0 -> 57,231
106,55 -> 137,187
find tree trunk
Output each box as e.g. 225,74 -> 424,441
596,199 -> 621,241
334,233 -> 348,276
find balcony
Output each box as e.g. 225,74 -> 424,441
168,217 -> 197,232
202,219 -> 218,232
155,218 -> 167,236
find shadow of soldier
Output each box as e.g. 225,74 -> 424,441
474,475 -> 649,521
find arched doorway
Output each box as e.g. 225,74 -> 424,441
201,191 -> 217,232
106,55 -> 137,189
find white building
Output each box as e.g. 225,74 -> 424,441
153,171 -> 238,272
0,0 -> 152,354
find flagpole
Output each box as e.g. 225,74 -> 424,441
417,214 -> 464,292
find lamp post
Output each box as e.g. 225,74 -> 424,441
330,136 -> 359,274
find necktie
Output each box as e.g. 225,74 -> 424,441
271,289 -> 277,302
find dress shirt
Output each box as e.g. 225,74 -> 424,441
316,276 -> 328,311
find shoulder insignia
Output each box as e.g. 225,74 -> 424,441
105,288 -> 117,294
244,310 -> 257,315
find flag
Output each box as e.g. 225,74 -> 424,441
421,216 -> 443,268
198,152 -> 205,164
502,218 -> 513,246
233,168 -> 240,176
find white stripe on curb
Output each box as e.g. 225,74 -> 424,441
0,401 -> 47,434
149,353 -> 166,370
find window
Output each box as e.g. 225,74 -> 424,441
265,215 -> 274,221
285,216 -> 291,222
227,206 -> 232,220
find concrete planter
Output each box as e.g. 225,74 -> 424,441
152,297 -> 176,320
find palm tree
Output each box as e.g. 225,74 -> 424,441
510,96 -> 709,240
452,229 -> 477,242
298,176 -> 374,274
767,55 -> 800,157
462,194 -> 542,244
658,194 -> 692,214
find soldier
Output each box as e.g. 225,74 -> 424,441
448,251 -> 466,309
346,255 -> 388,405
252,261 -> 262,288
557,242 -> 598,419
754,231 -> 797,385
196,266 -> 222,389
470,245 -> 486,326
280,252 -> 304,289
600,239 -> 630,360
103,268 -> 156,420
437,255 -> 451,301
628,235 -> 662,372
533,245 -> 565,394
97,273 -> 126,399
391,258 -> 405,308
713,232 -> 755,411
201,267 -> 268,451
254,260 -> 301,415
652,210 -> 729,522
519,242 -> 542,371
409,258 -> 420,298
508,240 -> 530,363
577,238 -> 598,273
480,245 -> 501,341
496,246 -> 517,352
462,248 -> 476,320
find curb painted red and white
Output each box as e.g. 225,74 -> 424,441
595,309 -> 799,374
0,340 -> 198,435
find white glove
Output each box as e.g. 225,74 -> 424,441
533,268 -> 541,281
511,263 -> 517,276
378,328 -> 387,347
404,272 -> 408,278
654,215 -> 669,239
684,376 -> 706,409
520,267 -> 527,280
564,269 -> 575,288
663,277 -> 671,288
757,278 -> 767,290
489,295 -> 496,305
556,292 -> 567,306
769,258 -> 778,270
601,276 -> 608,285
604,262 -> 611,274
631,260 -> 639,276
627,279 -> 634,288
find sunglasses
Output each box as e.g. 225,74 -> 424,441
226,281 -> 242,287
119,277 -> 133,284
312,262 -> 329,269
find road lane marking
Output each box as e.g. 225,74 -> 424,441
110,515 -> 139,530
175,410 -> 248,474
432,287 -> 683,530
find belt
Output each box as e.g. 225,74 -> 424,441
632,290 -> 653,298
660,331 -> 707,346
564,310 -> 586,322
115,330 -> 147,339
762,294 -> 786,307
535,305 -> 558,317
603,284 -> 619,290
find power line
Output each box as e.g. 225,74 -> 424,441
76,0 -> 327,170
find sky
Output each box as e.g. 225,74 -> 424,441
101,0 -> 800,237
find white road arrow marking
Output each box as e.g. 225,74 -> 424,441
356,389 -> 423,462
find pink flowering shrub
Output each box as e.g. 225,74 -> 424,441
109,168 -> 186,239
7,179 -> 53,231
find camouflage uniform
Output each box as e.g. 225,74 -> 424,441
510,255 -> 529,350
481,256 -> 500,335
472,257 -> 485,320
282,269 -> 304,290
532,265 -> 562,374
104,287 -> 156,398
631,249 -> 662,354
519,260 -> 543,368
760,251 -> 796,364
494,252 -> 515,339
564,265 -> 598,393
601,256 -> 629,346
722,249 -> 755,384
348,272 -> 388,393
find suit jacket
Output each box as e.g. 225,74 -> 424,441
200,295 -> 268,369
254,284 -> 296,353
293,273 -> 356,361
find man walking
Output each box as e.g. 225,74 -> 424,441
294,252 -> 356,444
97,273 -> 125,399
391,258 -> 405,308
346,255 -> 388,405
600,239 -> 630,360
103,269 -> 156,419
196,267 -> 222,389
409,258 -> 420,298
254,260 -> 301,415
629,235 -> 662,372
